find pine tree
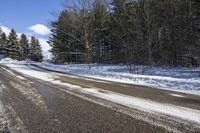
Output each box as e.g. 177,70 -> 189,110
48,0 -> 200,67
6,29 -> 21,60
184,0 -> 200,66
110,0 -> 141,65
0,28 -> 7,55
91,0 -> 110,63
19,34 -> 29,60
109,0 -> 128,63
29,36 -> 36,60
29,37 -> 43,62
49,10 -> 73,63
0,28 -> 3,53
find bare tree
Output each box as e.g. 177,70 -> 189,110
63,0 -> 94,68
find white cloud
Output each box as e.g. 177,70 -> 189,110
0,26 -> 11,35
28,24 -> 51,36
38,38 -> 51,52
38,38 -> 52,57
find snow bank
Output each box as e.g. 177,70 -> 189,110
1,63 -> 200,124
0,58 -> 17,63
1,59 -> 199,95
0,58 -> 40,65
40,63 -> 200,94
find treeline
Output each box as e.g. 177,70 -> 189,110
49,0 -> 200,67
0,28 -> 43,61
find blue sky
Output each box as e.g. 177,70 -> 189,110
0,0 -> 63,53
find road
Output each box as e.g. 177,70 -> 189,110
0,63 -> 199,133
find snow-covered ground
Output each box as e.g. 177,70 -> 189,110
0,59 -> 200,125
39,62 -> 200,95
0,58 -> 18,63
0,58 -> 200,95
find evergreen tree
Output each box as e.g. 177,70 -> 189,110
110,0 -> 141,65
19,34 -> 29,60
91,0 -> 110,63
185,0 -> 200,66
48,0 -> 200,67
49,10 -> 75,63
6,29 -> 21,60
0,28 -> 4,53
29,37 -> 43,62
0,28 -> 7,55
109,0 -> 128,63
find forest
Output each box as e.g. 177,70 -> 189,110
49,0 -> 200,67
0,28 -> 43,61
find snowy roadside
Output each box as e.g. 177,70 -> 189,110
0,57 -> 200,95
1,61 -> 200,126
38,62 -> 200,95
0,57 -> 200,94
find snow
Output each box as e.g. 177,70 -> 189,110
0,58 -> 17,63
0,61 -> 200,124
79,88 -> 200,124
170,94 -> 185,98
16,76 -> 27,80
53,81 -> 200,124
39,63 -> 200,95
0,58 -> 200,95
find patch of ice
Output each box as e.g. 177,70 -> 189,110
170,94 -> 185,98
16,76 -> 26,80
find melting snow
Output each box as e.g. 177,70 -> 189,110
1,61 -> 200,124
39,63 -> 200,95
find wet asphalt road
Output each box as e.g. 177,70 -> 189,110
0,65 -> 199,133
34,64 -> 200,111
